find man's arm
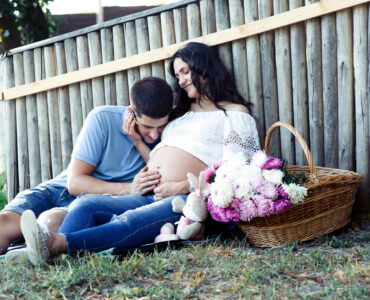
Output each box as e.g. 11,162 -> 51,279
153,180 -> 190,200
67,158 -> 160,196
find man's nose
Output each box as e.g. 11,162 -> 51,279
149,129 -> 160,140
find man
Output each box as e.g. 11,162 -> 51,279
0,77 -> 173,254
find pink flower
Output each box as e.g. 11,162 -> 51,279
212,160 -> 224,170
204,167 -> 216,184
273,198 -> 291,214
250,150 -> 268,169
207,196 -> 230,222
257,181 -> 278,199
253,195 -> 274,217
239,199 -> 258,221
262,157 -> 283,170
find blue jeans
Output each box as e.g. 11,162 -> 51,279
58,193 -> 188,254
2,183 -> 76,217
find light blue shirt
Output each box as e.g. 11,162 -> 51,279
50,106 -> 158,186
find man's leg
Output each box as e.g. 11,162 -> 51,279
38,209 -> 68,233
0,211 -> 22,254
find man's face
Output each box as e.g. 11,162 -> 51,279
134,112 -> 168,144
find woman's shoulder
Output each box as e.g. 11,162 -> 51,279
221,102 -> 249,113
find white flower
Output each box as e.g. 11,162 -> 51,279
262,169 -> 284,185
240,165 -> 263,188
282,183 -> 308,204
233,177 -> 253,200
250,150 -> 268,168
211,181 -> 234,208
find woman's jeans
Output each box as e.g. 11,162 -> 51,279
58,193 -> 187,254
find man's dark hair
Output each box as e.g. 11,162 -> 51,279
131,77 -> 173,118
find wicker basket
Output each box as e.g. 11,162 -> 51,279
238,121 -> 362,247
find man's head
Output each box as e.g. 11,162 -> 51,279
130,77 -> 174,144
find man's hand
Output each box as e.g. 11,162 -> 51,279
153,180 -> 189,200
123,107 -> 142,144
130,166 -> 161,195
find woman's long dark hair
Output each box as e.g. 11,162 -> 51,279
169,42 -> 252,119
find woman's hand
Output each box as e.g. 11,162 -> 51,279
122,107 -> 142,144
153,180 -> 189,200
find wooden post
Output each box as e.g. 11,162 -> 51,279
124,21 -> 140,92
112,24 -> 129,106
244,0 -> 265,146
136,18 -> 152,78
55,43 -> 73,170
88,31 -> 105,107
76,36 -> 94,119
4,56 -> 18,200
160,11 -> 176,85
289,0 -> 309,165
13,53 -> 29,192
336,9 -> 354,171
187,2 -> 202,39
258,0 -> 280,157
273,0 -> 294,164
229,0 -> 249,102
23,50 -> 41,187
173,7 -> 188,43
322,13 -> 338,168
148,15 -> 165,79
34,48 -> 52,182
65,38 -> 83,145
101,27 -> 117,106
200,0 -> 216,35
305,0 -> 324,166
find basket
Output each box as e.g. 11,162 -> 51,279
238,121 -> 362,247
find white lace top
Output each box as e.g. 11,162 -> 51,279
150,110 -> 260,166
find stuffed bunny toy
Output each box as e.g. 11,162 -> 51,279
154,171 -> 208,243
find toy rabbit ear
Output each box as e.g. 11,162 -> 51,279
187,173 -> 198,192
198,171 -> 206,192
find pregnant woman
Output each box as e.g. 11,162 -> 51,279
19,42 -> 260,265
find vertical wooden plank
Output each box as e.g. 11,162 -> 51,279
55,42 -> 72,170
112,24 -> 129,106
65,38 -> 83,145
321,13 -> 338,168
305,0 -> 324,167
13,53 -> 29,192
124,21 -> 140,92
273,0 -> 294,164
258,0 -> 280,157
161,11 -> 176,85
336,9 -> 354,171
44,47 -> 63,177
187,2 -> 202,39
0,59 -> 6,173
135,18 -> 152,78
34,48 -> 52,182
289,0 -> 308,165
353,4 -> 369,213
173,7 -> 188,43
200,0 -> 216,35
214,0 -> 233,71
76,36 -> 94,119
148,15 -> 165,79
4,56 -> 18,200
23,50 -> 41,187
244,0 -> 264,146
87,31 -> 105,107
101,27 -> 117,105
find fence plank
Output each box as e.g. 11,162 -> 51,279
136,18 -> 152,79
55,43 -> 73,170
148,15 -> 165,79
322,13 -> 338,168
65,39 -> 83,145
173,7 -> 188,42
244,0 -> 265,146
337,9 -> 354,171
112,25 -> 129,106
200,0 -> 216,35
23,50 -> 41,187
305,0 -> 324,166
273,0 -> 294,164
124,21 -> 140,91
187,2 -> 202,39
258,0 -> 281,157
101,27 -> 117,106
34,48 -> 52,182
161,11 -> 176,84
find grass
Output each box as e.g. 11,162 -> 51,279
1,225 -> 369,299
0,172 -> 7,210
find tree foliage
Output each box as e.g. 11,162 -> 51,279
0,0 -> 56,54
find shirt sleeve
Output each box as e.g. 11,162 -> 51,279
223,113 -> 260,162
71,108 -> 107,167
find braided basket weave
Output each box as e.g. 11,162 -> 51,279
238,121 -> 362,247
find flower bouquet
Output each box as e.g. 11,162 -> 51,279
205,151 -> 308,223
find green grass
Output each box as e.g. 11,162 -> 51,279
1,227 -> 369,299
0,172 -> 7,210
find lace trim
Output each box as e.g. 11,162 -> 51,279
224,130 -> 260,152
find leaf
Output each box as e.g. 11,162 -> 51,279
333,270 -> 348,283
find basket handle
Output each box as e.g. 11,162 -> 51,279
264,121 -> 317,181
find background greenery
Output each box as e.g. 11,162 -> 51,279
0,172 -> 7,210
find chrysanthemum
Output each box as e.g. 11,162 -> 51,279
253,195 -> 274,217
239,199 -> 258,221
273,198 -> 291,214
257,181 -> 278,199
281,183 -> 307,204
262,157 -> 283,170
250,150 -> 268,169
262,169 -> 284,185
211,180 -> 234,208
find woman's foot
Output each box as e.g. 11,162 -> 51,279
20,210 -> 50,266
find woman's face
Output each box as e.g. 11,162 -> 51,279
173,58 -> 200,99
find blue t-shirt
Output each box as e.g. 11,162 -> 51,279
50,106 -> 158,186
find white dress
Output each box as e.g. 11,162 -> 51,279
150,110 -> 260,166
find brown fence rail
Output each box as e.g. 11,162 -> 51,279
0,0 -> 369,214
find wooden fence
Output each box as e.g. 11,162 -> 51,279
0,0 -> 369,214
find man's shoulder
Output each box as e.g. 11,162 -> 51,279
89,105 -> 126,116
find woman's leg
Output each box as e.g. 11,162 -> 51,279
63,195 -> 187,254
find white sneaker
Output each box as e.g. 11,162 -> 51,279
4,248 -> 30,265
20,210 -> 50,266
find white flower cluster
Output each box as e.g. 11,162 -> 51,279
281,183 -> 308,204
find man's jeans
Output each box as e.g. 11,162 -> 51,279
58,194 -> 187,254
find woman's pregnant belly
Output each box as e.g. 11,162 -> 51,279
147,146 -> 208,183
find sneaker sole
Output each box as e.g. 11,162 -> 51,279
4,248 -> 29,265
20,210 -> 43,266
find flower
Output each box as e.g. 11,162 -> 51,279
211,180 -> 234,208
250,150 -> 268,168
204,167 -> 216,184
262,157 -> 283,170
282,183 -> 308,204
262,169 -> 284,185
